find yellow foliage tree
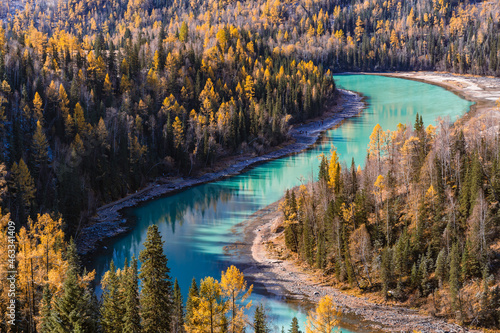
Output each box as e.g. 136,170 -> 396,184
220,265 -> 253,333
244,76 -> 255,101
173,116 -> 184,150
368,124 -> 387,173
33,92 -> 44,122
354,16 -> 364,42
188,276 -> 227,333
328,148 -> 341,193
306,295 -> 341,333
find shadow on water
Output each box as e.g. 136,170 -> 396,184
86,74 -> 472,332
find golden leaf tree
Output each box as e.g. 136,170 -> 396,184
306,295 -> 341,333
328,148 -> 341,193
188,276 -> 227,333
220,265 -> 253,333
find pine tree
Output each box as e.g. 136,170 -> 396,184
123,257 -> 141,333
38,284 -> 52,333
139,225 -> 173,333
289,317 -> 301,333
49,241 -> 97,332
318,154 -> 329,184
185,277 -> 199,330
435,249 -> 447,287
31,120 -> 49,173
172,278 -> 184,333
101,260 -> 122,333
253,304 -> 268,333
10,158 -> 36,222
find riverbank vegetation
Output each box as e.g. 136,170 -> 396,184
0,220 -> 337,332
0,0 -> 336,236
0,0 -> 498,241
279,112 -> 500,328
1,0 -> 499,331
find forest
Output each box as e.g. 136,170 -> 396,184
0,219 -> 338,333
0,0 -> 499,331
279,113 -> 500,328
0,0 -> 498,236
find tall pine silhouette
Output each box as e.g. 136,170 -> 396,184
139,225 -> 173,332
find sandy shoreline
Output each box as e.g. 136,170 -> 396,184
236,72 -> 500,333
77,89 -> 365,255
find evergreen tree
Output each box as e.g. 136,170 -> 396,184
185,277 -> 199,329
318,154 -> 329,184
435,249 -> 447,287
139,225 -> 173,333
172,278 -> 184,333
289,317 -> 301,333
10,158 -> 36,222
101,260 -> 122,333
123,257 -> 141,333
49,241 -> 97,332
38,285 -> 52,333
253,304 -> 268,333
31,120 -> 49,174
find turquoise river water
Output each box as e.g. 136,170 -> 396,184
88,75 -> 472,332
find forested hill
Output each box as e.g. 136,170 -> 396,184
279,113 -> 500,328
1,0 -> 499,238
0,0 -> 337,233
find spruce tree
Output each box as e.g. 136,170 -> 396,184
172,278 -> 184,333
253,304 -> 268,333
318,154 -> 329,183
435,249 -> 447,287
289,317 -> 301,333
49,241 -> 97,332
38,285 -> 52,333
101,260 -> 122,333
185,277 -> 199,329
139,225 -> 173,333
123,257 -> 141,333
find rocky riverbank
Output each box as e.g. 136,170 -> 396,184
236,200 -> 478,333
233,71 -> 500,333
77,88 -> 365,255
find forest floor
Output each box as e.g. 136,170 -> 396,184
232,72 -> 500,333
77,88 -> 365,256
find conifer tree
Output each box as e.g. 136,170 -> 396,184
31,120 -> 49,173
49,241 -> 97,332
289,317 -> 301,333
38,284 -> 52,333
185,277 -> 199,330
449,242 -> 461,314
172,278 -> 184,333
139,225 -> 173,333
123,257 -> 141,333
101,260 -> 122,333
10,158 -> 36,222
253,304 -> 268,333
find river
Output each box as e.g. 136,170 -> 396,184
88,74 -> 472,332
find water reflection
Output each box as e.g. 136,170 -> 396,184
88,75 -> 472,331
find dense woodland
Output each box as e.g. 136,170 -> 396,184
0,220 -> 336,332
0,0 -> 499,331
0,0 -> 498,235
279,113 -> 500,327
